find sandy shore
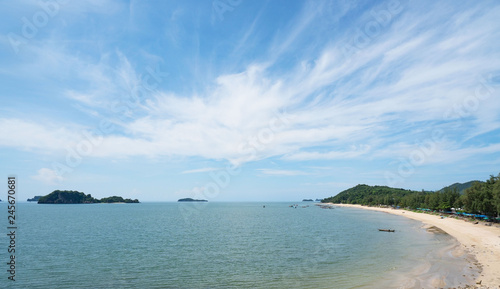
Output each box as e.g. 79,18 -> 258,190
329,203 -> 500,288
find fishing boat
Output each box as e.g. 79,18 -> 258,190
378,229 -> 395,232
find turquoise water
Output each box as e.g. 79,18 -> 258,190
1,202 -> 465,288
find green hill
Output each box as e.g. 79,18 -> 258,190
27,196 -> 43,202
100,196 -> 140,203
438,181 -> 483,194
321,184 -> 460,211
321,184 -> 420,206
38,190 -> 98,204
321,173 -> 500,216
178,198 -> 208,202
38,190 -> 139,204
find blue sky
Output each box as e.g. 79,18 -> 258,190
1,0 -> 499,202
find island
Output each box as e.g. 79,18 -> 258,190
37,190 -> 139,204
27,196 -> 43,202
178,198 -> 208,202
99,196 -> 140,203
302,199 -> 314,202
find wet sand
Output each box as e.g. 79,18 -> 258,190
325,203 -> 500,288
383,227 -> 479,288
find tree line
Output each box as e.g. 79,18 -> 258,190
322,173 -> 500,217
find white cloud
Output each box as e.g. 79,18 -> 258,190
31,168 -> 64,185
0,118 -> 82,152
257,169 -> 309,176
181,168 -> 219,174
1,1 -> 499,170
375,142 -> 500,166
284,145 -> 371,161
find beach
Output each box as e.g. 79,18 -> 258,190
329,203 -> 500,288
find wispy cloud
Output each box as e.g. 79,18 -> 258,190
257,169 -> 309,176
2,2 -> 500,165
181,168 -> 219,174
31,168 -> 64,185
0,118 -> 82,152
284,145 -> 371,161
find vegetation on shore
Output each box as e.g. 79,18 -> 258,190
322,173 -> 500,217
38,190 -> 139,204
438,181 -> 482,195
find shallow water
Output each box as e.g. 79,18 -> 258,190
0,202 -> 476,288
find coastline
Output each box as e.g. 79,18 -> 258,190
327,203 -> 500,288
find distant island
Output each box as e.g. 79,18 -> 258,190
178,198 -> 208,202
38,190 -> 139,204
302,199 -> 314,202
27,196 -> 42,202
100,196 -> 140,203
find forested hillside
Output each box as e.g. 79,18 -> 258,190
438,181 -> 482,194
38,190 -> 139,204
321,185 -> 421,206
322,174 -> 500,217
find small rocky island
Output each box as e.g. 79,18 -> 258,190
302,199 -> 314,202
178,198 -> 208,202
27,196 -> 43,202
38,190 -> 139,204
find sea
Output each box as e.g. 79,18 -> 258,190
0,202 -> 477,288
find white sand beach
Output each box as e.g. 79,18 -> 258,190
330,204 -> 500,288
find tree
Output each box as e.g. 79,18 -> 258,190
463,176 -> 498,217
322,174 -> 499,217
493,175 -> 500,217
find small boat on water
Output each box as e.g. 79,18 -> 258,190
378,229 -> 395,232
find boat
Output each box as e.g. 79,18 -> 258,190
378,229 -> 395,232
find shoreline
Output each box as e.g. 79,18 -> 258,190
326,203 -> 500,288
377,235 -> 478,288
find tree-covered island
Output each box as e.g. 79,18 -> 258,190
178,198 -> 208,202
37,190 -> 139,204
27,196 -> 43,202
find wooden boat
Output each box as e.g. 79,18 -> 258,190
378,229 -> 395,232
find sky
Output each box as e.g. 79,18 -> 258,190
0,0 -> 499,202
